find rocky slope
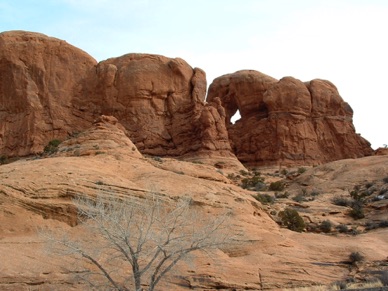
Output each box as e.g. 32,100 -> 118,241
207,70 -> 373,166
0,117 -> 387,290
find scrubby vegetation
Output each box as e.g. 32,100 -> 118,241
278,207 -> 305,232
253,193 -> 275,205
349,251 -> 364,265
269,181 -> 284,191
44,139 -> 61,154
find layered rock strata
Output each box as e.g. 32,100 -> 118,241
207,70 -> 373,166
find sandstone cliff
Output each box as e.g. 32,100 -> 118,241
0,31 -> 97,156
207,70 -> 373,166
0,31 -> 234,160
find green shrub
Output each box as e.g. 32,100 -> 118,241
278,208 -> 305,232
44,139 -> 61,154
241,176 -> 265,190
319,220 -> 332,233
349,201 -> 365,219
332,196 -> 352,207
336,224 -> 349,233
253,193 -> 275,205
269,181 -> 284,191
292,193 -> 306,203
239,170 -> 249,176
298,167 -> 307,174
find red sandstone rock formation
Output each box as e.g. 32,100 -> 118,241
0,31 -> 97,156
207,70 -> 373,166
0,31 -> 234,160
77,53 -> 233,157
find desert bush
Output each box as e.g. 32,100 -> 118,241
298,167 -> 307,174
275,191 -> 290,199
379,220 -> 388,228
44,139 -> 61,154
292,193 -> 306,203
254,182 -> 267,191
278,208 -> 305,232
383,176 -> 388,183
239,169 -> 249,176
152,156 -> 163,163
332,196 -> 352,207
280,169 -> 288,176
336,224 -> 348,233
253,193 -> 275,205
349,251 -> 364,265
319,220 -> 332,233
269,181 -> 284,191
349,201 -> 365,219
241,175 -> 265,190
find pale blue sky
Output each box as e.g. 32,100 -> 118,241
1,0 -> 387,149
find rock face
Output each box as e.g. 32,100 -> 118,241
77,53 -> 232,157
0,31 -> 233,159
0,31 -> 97,156
207,70 -> 373,166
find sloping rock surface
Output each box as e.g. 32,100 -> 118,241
207,70 -> 373,166
0,134 -> 387,290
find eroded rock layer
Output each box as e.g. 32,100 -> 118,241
207,70 -> 373,166
0,31 -> 233,159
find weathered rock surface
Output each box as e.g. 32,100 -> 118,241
208,70 -> 373,166
0,31 -> 234,161
78,53 -> 233,158
0,30 -> 98,156
0,140 -> 387,290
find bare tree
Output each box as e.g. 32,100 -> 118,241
42,193 -> 231,290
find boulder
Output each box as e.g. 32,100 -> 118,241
207,70 -> 373,166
